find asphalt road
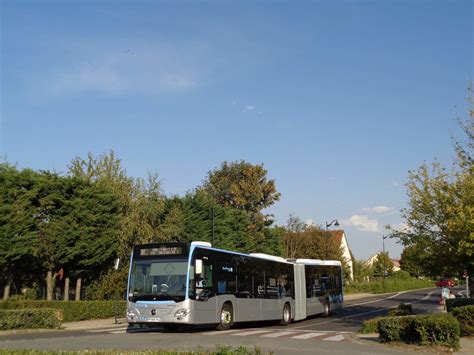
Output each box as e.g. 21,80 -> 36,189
0,287 -> 455,354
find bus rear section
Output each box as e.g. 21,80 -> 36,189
292,259 -> 344,317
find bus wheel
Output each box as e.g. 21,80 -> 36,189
323,300 -> 330,317
216,303 -> 233,331
279,303 -> 291,326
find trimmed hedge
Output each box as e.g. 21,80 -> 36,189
360,317 -> 384,333
0,308 -> 62,330
360,303 -> 413,333
377,315 -> 416,342
345,278 -> 433,294
377,314 -> 460,348
452,305 -> 474,336
446,298 -> 474,313
0,300 -> 126,322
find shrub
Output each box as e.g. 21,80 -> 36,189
0,308 -> 62,330
377,316 -> 415,342
344,277 -> 433,294
446,298 -> 474,312
377,314 -> 460,348
0,300 -> 126,322
412,314 -> 460,348
452,305 -> 474,336
360,317 -> 384,333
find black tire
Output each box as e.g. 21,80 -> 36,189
279,303 -> 291,326
216,303 -> 233,331
322,300 -> 330,318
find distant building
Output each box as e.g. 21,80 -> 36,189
365,253 -> 401,272
327,230 -> 353,280
391,258 -> 401,272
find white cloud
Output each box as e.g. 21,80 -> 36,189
305,219 -> 315,227
243,105 -> 255,112
45,41 -> 203,97
392,222 -> 410,233
343,215 -> 380,233
362,206 -> 394,214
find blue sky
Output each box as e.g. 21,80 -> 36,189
1,0 -> 472,259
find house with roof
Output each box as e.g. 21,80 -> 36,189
327,230 -> 354,280
366,253 -> 401,272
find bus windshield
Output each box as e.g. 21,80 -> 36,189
129,259 -> 188,302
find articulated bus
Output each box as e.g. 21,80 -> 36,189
126,241 -> 343,330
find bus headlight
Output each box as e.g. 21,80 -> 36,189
126,310 -> 136,320
174,308 -> 189,320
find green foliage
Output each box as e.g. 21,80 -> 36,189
344,277 -> 433,294
69,151 -> 167,260
446,297 -> 474,312
400,244 -> 431,277
412,314 -> 460,347
352,259 -> 373,282
359,317 -> 384,333
282,224 -> 346,263
392,102 -> 474,282
377,314 -> 460,348
377,316 -> 416,342
0,300 -> 126,322
0,164 -> 120,299
452,305 -> 474,336
86,267 -> 129,301
372,252 -> 394,278
0,308 -> 62,330
203,160 -> 280,213
360,304 -> 413,333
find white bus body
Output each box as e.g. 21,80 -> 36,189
126,241 -> 343,330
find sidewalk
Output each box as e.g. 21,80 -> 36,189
62,317 -> 127,331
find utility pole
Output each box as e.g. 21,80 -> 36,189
382,235 -> 389,280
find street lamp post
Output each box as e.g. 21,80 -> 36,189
325,219 -> 340,230
382,235 -> 389,280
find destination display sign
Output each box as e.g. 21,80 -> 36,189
135,243 -> 188,258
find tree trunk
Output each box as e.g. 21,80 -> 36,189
3,283 -> 10,300
46,270 -> 53,301
64,277 -> 70,301
75,278 -> 81,301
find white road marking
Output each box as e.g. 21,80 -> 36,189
323,334 -> 345,341
233,330 -> 273,336
260,331 -> 298,338
110,330 -> 126,334
201,329 -> 242,335
290,289 -> 437,329
290,332 -> 326,339
88,327 -> 128,333
346,292 -> 404,307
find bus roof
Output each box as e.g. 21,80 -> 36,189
293,259 -> 342,267
249,253 -> 288,263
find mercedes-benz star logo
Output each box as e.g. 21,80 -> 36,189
151,308 -> 156,316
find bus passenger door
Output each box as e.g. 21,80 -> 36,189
193,258 -> 217,323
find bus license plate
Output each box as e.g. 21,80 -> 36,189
148,317 -> 161,322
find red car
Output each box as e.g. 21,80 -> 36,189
435,279 -> 455,288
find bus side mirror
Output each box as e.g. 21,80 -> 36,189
195,259 -> 203,275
